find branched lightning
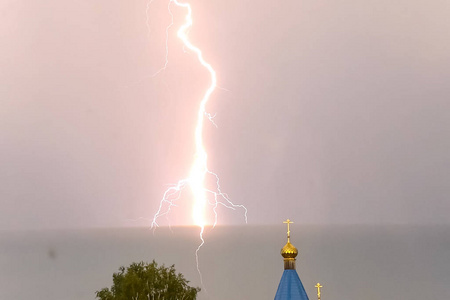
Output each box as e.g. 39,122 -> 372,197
147,0 -> 248,285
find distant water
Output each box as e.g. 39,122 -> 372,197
0,225 -> 449,300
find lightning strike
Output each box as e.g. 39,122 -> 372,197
148,0 -> 248,285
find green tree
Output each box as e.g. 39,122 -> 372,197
96,260 -> 200,300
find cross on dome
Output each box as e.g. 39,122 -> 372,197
315,283 -> 323,300
283,219 -> 294,242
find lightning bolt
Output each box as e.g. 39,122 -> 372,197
148,0 -> 248,285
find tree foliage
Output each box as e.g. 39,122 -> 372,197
96,260 -> 200,300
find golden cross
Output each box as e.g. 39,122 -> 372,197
283,219 -> 293,242
315,283 -> 323,300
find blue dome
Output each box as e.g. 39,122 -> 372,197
274,269 -> 309,300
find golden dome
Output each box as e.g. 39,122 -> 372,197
281,241 -> 298,259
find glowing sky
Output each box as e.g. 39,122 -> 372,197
1,0 -> 449,230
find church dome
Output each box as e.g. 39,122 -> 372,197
281,241 -> 298,259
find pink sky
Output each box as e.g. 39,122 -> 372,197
1,0 -> 450,230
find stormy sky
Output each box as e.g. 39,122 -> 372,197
1,0 -> 449,230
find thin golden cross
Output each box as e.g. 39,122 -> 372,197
315,283 -> 323,300
283,219 -> 293,241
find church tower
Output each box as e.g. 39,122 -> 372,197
274,219 -> 309,300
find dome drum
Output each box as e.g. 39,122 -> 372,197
283,258 -> 296,270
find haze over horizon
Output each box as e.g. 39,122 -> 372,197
1,225 -> 449,299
